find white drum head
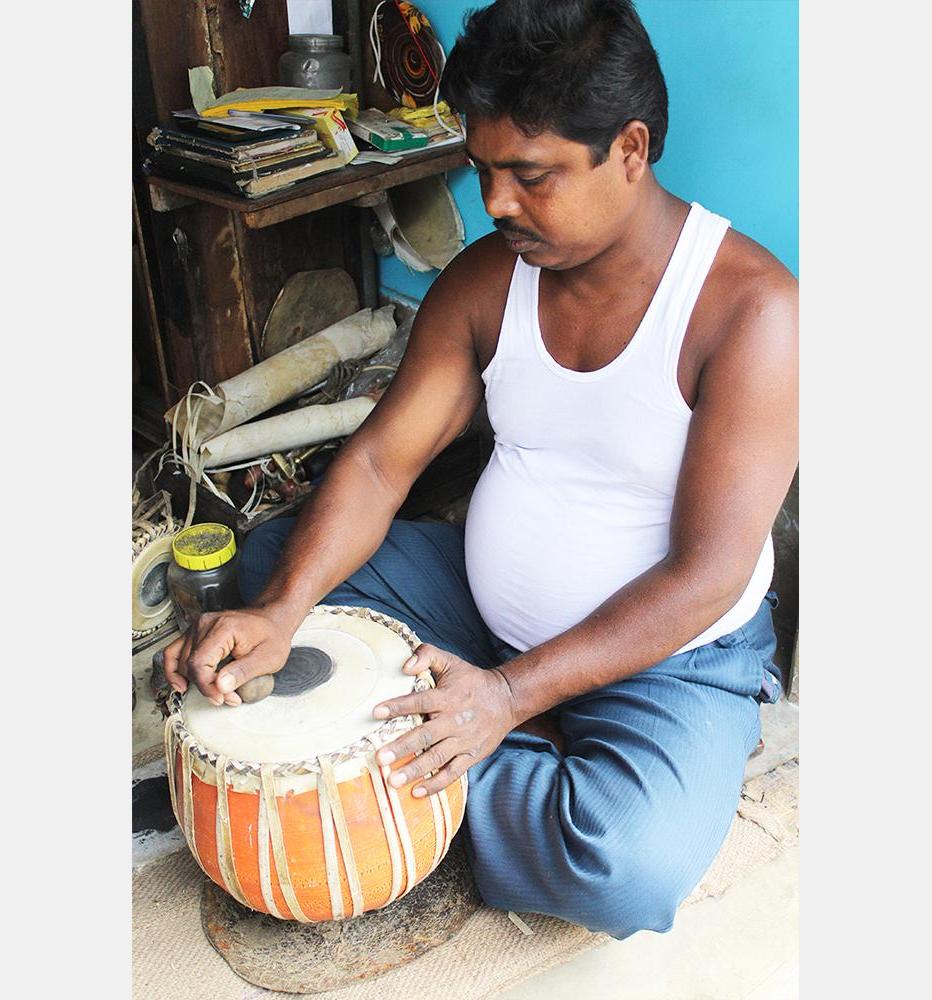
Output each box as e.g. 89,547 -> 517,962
181,608 -> 416,763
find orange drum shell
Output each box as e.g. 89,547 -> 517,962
171,747 -> 467,921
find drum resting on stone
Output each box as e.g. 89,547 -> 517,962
163,605 -> 467,922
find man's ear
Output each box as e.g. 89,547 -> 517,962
611,121 -> 650,183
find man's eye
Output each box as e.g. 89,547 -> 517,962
517,174 -> 548,187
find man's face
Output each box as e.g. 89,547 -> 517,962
465,114 -> 634,270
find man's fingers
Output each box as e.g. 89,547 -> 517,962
215,645 -> 285,694
160,611 -> 292,708
373,687 -> 443,721
188,661 -> 226,705
186,619 -> 240,677
162,635 -> 188,693
385,738 -> 460,790
401,643 -> 455,678
376,720 -> 448,766
181,623 -> 231,704
410,754 -> 472,798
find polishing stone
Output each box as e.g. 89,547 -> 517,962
200,838 -> 481,993
237,674 -> 275,704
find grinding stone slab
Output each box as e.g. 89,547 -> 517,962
200,838 -> 482,994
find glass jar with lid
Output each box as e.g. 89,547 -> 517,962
279,34 -> 353,92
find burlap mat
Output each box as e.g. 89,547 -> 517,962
133,757 -> 797,1000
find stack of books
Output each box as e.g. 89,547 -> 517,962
144,110 -> 342,199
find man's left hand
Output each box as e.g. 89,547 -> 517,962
372,644 -> 519,797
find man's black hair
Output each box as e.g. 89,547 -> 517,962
440,0 -> 668,165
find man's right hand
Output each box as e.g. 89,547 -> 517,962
163,607 -> 295,707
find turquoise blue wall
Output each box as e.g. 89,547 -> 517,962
378,0 -> 798,303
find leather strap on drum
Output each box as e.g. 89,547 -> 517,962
319,756 -> 365,918
423,770 -> 457,872
260,764 -> 310,923
427,787 -> 445,873
163,717 -> 180,830
437,783 -> 454,858
315,768 -> 345,919
383,762 -> 418,896
180,734 -> 202,868
365,739 -> 404,904
213,754 -> 250,909
256,787 -> 285,920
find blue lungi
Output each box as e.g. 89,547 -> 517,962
239,518 -> 781,940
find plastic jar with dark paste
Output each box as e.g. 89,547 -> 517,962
167,523 -> 242,632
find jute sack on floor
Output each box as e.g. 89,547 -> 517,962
133,758 -> 798,1000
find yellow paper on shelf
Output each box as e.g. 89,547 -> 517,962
388,101 -> 463,136
279,107 -> 358,166
388,101 -> 454,122
201,87 -> 360,120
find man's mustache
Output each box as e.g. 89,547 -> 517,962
493,219 -> 544,242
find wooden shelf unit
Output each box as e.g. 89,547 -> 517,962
146,143 -> 468,228
132,0 -> 484,536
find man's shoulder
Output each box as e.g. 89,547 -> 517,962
691,224 -> 797,366
713,226 -> 797,326
422,233 -> 517,360
680,222 -> 796,399
684,233 -> 796,420
437,231 -> 517,301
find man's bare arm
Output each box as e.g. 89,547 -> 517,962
250,274 -> 486,633
162,245 -> 489,703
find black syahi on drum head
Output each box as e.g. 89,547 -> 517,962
271,646 -> 336,697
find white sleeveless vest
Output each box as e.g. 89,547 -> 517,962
464,202 -> 774,655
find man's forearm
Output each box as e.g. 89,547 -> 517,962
250,443 -> 406,632
497,560 -> 750,724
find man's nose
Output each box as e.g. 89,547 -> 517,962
482,172 -> 522,221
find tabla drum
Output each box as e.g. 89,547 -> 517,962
163,605 -> 467,922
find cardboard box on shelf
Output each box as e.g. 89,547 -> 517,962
282,107 -> 358,166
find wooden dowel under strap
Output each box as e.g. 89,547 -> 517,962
213,754 -> 250,909
259,764 -> 310,923
319,756 -> 364,918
